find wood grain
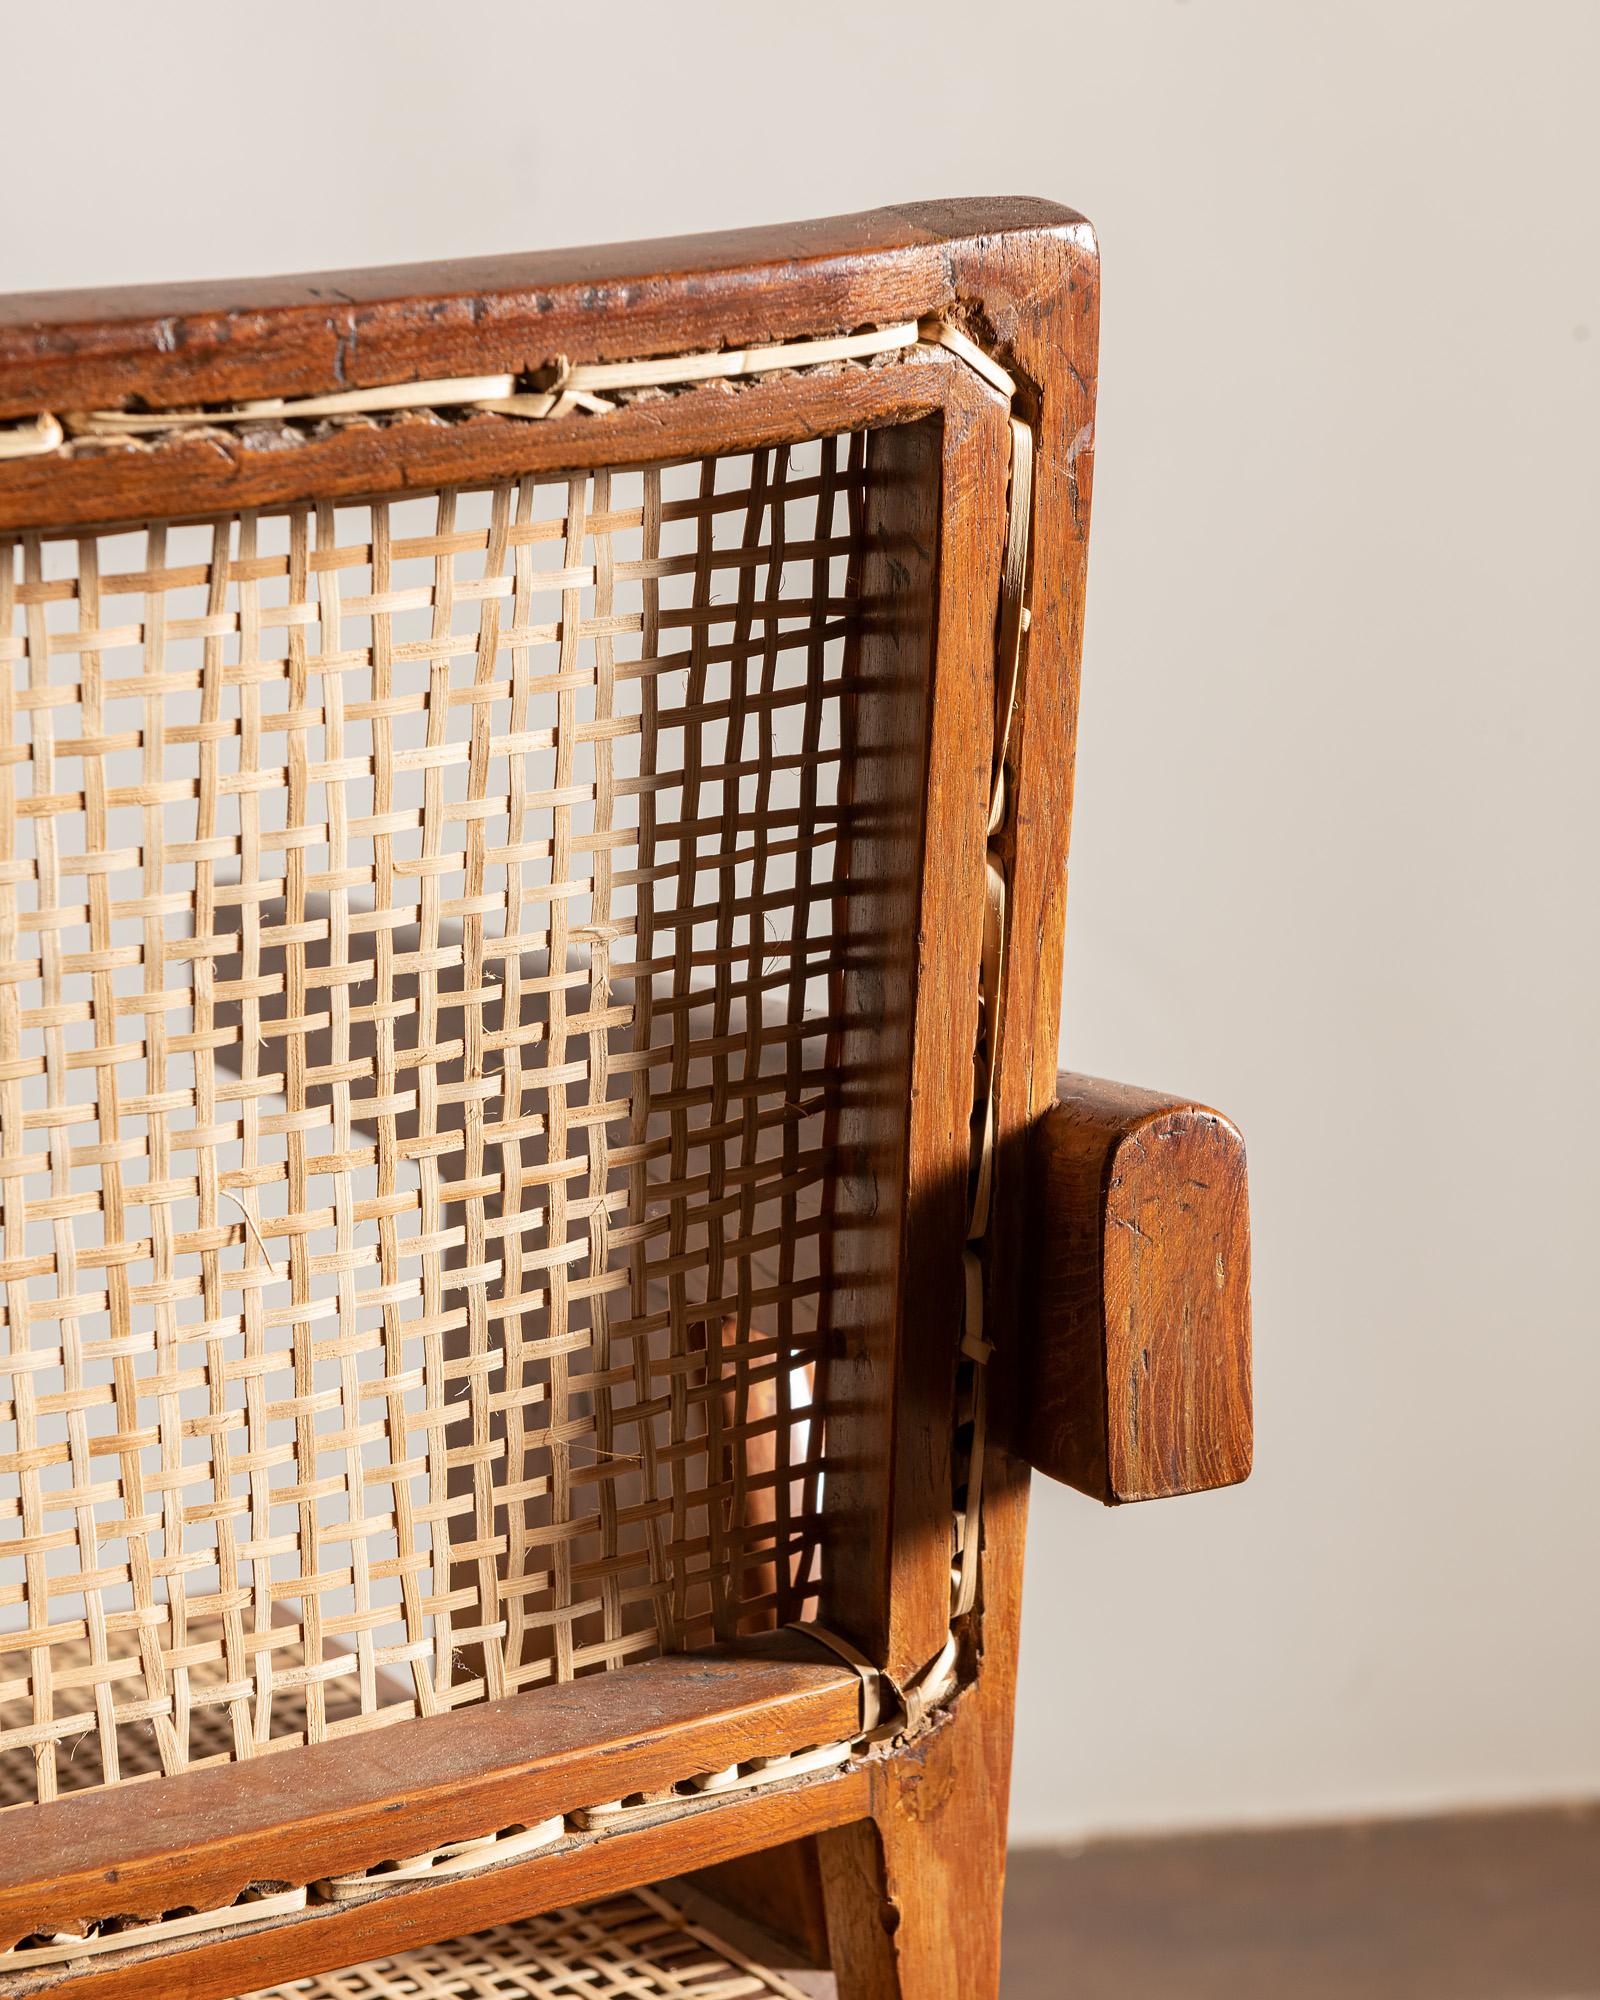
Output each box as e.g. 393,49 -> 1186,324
820,378 -> 1011,1689
2,1765 -> 877,2000
684,1836 -> 832,1967
817,1452 -> 1034,1999
805,198 -> 1103,2000
0,1640 -> 859,1953
0,361 -> 951,537
0,200 -> 1084,421
1012,1074 -> 1253,1504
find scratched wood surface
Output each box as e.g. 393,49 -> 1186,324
0,200 -> 1110,2000
1012,1074 -> 1253,1503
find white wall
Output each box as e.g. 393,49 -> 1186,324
7,0 -> 1597,1842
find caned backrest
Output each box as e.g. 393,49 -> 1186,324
0,445 -> 855,1805
0,202 -> 1099,1980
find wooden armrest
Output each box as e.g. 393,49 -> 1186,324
1010,1072 -> 1253,1503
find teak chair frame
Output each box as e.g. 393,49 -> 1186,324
0,199 -> 1249,2000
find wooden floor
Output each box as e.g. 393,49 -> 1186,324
999,1803 -> 1600,1999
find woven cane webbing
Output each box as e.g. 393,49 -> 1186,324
0,1621 -> 329,1803
240,1887 -> 814,2000
0,437 -> 864,1806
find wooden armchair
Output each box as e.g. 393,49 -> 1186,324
0,200 -> 1250,1999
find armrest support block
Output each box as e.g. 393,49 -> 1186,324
1013,1072 -> 1253,1503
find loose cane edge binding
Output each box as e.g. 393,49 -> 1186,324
0,199 -> 1102,1999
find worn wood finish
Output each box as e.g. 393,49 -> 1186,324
0,1640 -> 860,1954
0,200 -> 1115,2000
0,197 -> 1085,532
923,208 -> 1101,1399
4,1765 -> 879,2000
0,204 -> 1068,420
821,381 -> 1010,1687
684,1837 -> 832,1967
808,197 -> 1104,2000
1013,1074 -> 1252,1504
0,362 -> 952,537
817,1450 -> 1033,2000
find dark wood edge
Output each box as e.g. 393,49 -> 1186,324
0,351 -> 953,536
0,1639 -> 860,1952
1008,1073 -> 1254,1505
807,205 -> 1101,1687
0,199 -> 1087,422
817,373 -> 1013,1686
3,1758 -> 887,2000
777,192 -> 1104,1958
968,216 -> 1100,1540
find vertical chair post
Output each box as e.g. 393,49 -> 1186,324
817,1452 -> 1031,2000
816,202 -> 1104,2000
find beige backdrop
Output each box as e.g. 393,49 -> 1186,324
5,0 -> 1597,1842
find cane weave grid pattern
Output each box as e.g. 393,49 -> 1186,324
241,1887 -> 810,1999
0,437 -> 862,1806
0,1622 -> 319,1805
